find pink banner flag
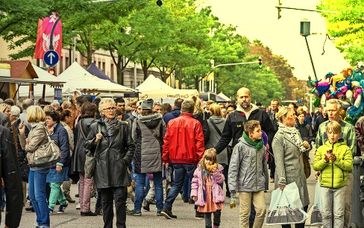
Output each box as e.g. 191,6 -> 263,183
34,12 -> 62,59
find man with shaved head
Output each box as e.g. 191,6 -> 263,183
214,87 -> 274,152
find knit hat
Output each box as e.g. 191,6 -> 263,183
141,99 -> 154,110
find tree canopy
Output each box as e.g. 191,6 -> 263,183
0,0 -> 297,102
318,0 -> 364,64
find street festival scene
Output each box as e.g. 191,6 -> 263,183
0,0 -> 364,227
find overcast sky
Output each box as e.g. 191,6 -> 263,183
203,0 -> 349,80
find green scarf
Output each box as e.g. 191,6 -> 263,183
243,132 -> 263,150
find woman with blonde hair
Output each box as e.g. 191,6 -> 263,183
272,107 -> 310,228
19,105 -> 51,228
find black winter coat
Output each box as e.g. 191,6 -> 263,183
0,125 -> 23,228
72,117 -> 96,173
84,119 -> 135,189
215,107 -> 274,153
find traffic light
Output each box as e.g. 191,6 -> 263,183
258,57 -> 262,66
156,0 -> 162,6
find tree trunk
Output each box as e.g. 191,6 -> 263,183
194,76 -> 199,90
142,60 -> 148,80
86,40 -> 94,66
116,56 -> 124,85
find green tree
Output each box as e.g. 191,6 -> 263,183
0,0 -> 49,59
318,0 -> 364,64
215,54 -> 284,105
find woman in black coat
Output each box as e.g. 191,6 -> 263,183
85,98 -> 135,228
73,102 -> 98,216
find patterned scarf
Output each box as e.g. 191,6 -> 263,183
278,122 -> 307,152
103,118 -> 119,137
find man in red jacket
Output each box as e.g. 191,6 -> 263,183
161,99 -> 205,219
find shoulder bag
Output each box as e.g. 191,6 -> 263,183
28,126 -> 61,168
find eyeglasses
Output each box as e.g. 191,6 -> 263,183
103,107 -> 116,111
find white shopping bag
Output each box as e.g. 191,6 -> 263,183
266,182 -> 307,225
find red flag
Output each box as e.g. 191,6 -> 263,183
34,13 -> 62,59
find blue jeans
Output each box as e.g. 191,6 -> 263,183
28,169 -> 50,227
134,172 -> 163,212
163,164 -> 196,211
182,174 -> 192,201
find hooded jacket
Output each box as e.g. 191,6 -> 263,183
206,116 -> 228,165
191,164 -> 225,206
132,113 -> 165,173
163,108 -> 180,126
228,136 -> 268,193
313,140 -> 353,189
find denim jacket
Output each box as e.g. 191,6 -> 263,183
191,164 -> 225,206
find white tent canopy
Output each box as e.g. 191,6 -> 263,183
58,62 -> 135,94
19,62 -> 134,98
18,65 -> 66,97
137,75 -> 198,99
217,92 -> 231,101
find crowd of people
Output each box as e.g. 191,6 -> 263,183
0,85 -> 363,228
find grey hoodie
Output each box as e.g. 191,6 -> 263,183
206,116 -> 228,165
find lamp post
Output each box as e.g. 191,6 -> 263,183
300,20 -> 318,81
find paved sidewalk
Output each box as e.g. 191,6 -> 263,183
18,177 -> 317,228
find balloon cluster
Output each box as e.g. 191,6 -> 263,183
307,62 -> 364,124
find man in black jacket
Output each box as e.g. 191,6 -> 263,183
0,125 -> 23,228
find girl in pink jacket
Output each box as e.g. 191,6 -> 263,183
191,149 -> 225,228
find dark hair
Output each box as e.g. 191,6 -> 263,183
60,109 -> 72,121
76,95 -> 93,106
244,120 -> 260,134
81,102 -> 97,118
114,97 -> 125,103
174,98 -> 184,109
227,104 -> 237,110
4,98 -> 15,106
45,110 -> 60,122
161,103 -> 172,114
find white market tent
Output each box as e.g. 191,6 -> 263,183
137,75 -> 198,99
19,62 -> 135,99
217,92 -> 231,101
58,62 -> 135,94
18,64 -> 66,97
